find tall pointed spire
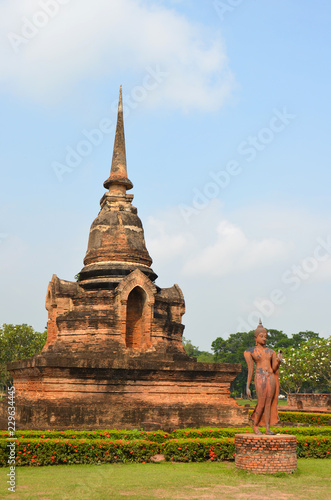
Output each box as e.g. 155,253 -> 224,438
80,86 -> 156,290
103,86 -> 133,192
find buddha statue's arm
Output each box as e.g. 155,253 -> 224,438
244,350 -> 254,398
272,349 -> 282,372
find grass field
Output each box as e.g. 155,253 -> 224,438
236,398 -> 288,407
1,460 -> 330,500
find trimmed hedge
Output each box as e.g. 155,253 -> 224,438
296,436 -> 330,458
0,438 -> 161,467
0,429 -> 170,443
274,426 -> 331,437
267,411 -> 329,426
163,437 -> 235,462
0,435 -> 329,466
1,418 -> 330,442
246,410 -> 330,426
0,412 -> 329,466
172,426 -> 331,439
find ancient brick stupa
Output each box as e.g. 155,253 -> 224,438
6,88 -> 247,430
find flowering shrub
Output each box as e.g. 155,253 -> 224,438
296,436 -> 330,458
0,429 -> 170,443
0,433 -> 329,466
278,411 -> 330,426
173,426 -> 331,438
276,426 -> 331,436
1,418 -> 329,466
163,438 -> 235,462
0,438 -> 160,466
279,337 -> 331,393
171,428 -> 250,439
247,410 -> 330,426
0,415 -> 329,443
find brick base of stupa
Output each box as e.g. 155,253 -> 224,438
235,434 -> 297,474
0,354 -> 248,431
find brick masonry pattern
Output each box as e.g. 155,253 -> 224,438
235,433 -> 297,474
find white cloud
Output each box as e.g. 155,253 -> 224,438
145,199 -> 331,284
147,215 -> 189,262
0,0 -> 234,110
182,219 -> 289,276
145,200 -> 291,278
144,201 -> 331,348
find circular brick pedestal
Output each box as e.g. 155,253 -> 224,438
235,434 -> 297,474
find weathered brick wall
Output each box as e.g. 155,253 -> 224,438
43,272 -> 186,356
9,397 -> 248,431
235,434 -> 297,474
5,270 -> 248,431
6,356 -> 248,430
288,393 -> 330,408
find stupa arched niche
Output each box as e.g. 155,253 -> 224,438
126,286 -> 147,348
115,268 -> 156,350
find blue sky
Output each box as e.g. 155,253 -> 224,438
1,0 -> 330,350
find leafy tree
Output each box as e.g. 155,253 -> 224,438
279,346 -> 307,394
211,329 -> 323,397
212,331 -> 256,396
0,324 -> 47,390
290,331 -> 320,348
279,336 -> 330,394
182,337 -> 201,358
265,329 -> 293,350
299,337 -> 331,391
182,337 -> 215,363
184,329 -> 325,397
212,331 -> 254,361
196,352 -> 214,363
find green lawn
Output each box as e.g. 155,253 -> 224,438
236,398 -> 288,407
1,460 -> 330,500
